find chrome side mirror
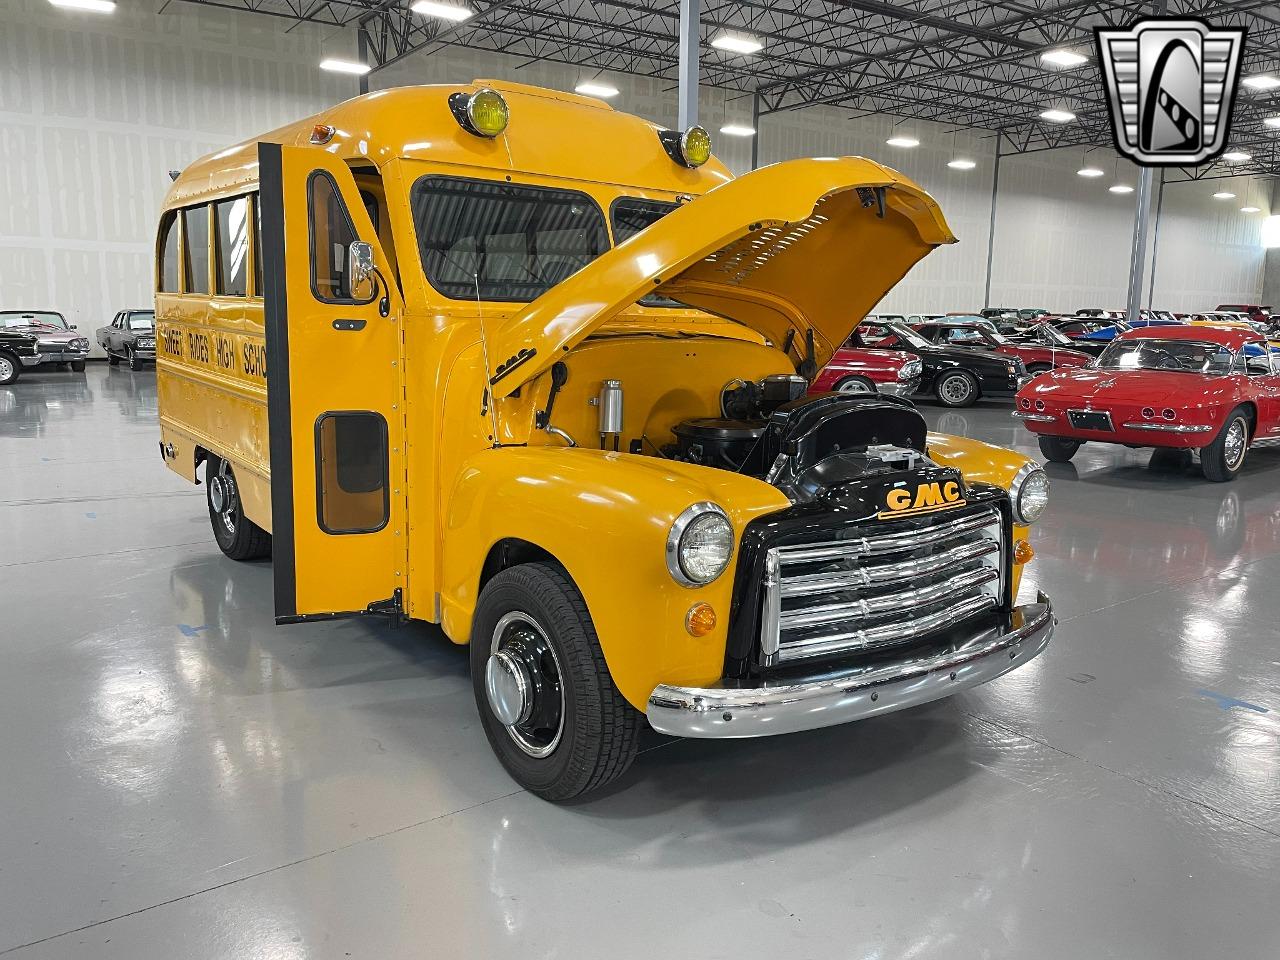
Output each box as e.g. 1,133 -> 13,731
348,240 -> 375,289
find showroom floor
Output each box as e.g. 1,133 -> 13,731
2,363 -> 1278,958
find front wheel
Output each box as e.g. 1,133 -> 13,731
70,360 -> 86,372
471,562 -> 642,801
1038,436 -> 1081,463
128,347 -> 142,371
834,375 -> 876,395
935,370 -> 978,407
0,353 -> 19,385
106,349 -> 120,366
206,455 -> 271,560
1201,409 -> 1250,482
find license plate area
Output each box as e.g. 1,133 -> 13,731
1068,409 -> 1113,431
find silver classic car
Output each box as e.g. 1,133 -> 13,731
97,309 -> 156,369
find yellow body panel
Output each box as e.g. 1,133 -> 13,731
156,80 -> 1043,711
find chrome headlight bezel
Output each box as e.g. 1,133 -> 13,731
666,502 -> 734,587
1010,462 -> 1050,524
899,359 -> 922,380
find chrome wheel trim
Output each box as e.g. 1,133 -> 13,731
940,374 -> 973,403
211,461 -> 238,536
489,610 -> 565,759
0,357 -> 13,381
1224,419 -> 1247,469
836,377 -> 872,395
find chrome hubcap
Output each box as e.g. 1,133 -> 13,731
837,378 -> 871,394
210,462 -> 238,535
941,376 -> 972,402
488,611 -> 564,758
1224,420 -> 1247,469
0,357 -> 12,380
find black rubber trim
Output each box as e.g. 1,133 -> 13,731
258,142 -> 297,622
313,410 -> 390,535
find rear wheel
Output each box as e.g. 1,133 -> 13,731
935,370 -> 978,407
0,353 -> 19,385
833,375 -> 876,395
1038,435 -> 1080,463
1201,409 -> 1250,482
471,562 -> 642,801
206,456 -> 271,560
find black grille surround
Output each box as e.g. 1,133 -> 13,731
724,482 -> 1014,681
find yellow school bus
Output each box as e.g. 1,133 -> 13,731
156,80 -> 1054,799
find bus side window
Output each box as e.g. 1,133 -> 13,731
308,172 -> 360,303
158,211 -> 180,293
213,196 -> 250,297
183,205 -> 211,295
252,193 -> 263,298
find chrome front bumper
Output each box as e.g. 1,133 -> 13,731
647,593 -> 1054,738
878,376 -> 921,397
19,355 -> 43,367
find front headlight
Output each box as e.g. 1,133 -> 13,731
899,359 -> 922,380
666,502 -> 734,587
72,338 -> 89,349
1011,463 -> 1050,524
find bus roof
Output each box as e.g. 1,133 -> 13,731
165,80 -> 735,208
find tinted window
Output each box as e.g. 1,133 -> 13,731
411,176 -> 608,302
309,173 -> 361,302
158,212 -> 180,293
315,412 -> 389,534
214,196 -> 250,297
611,197 -> 678,243
183,205 -> 210,295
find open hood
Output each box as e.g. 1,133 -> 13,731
486,156 -> 956,397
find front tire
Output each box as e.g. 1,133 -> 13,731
1201,408 -> 1250,482
107,349 -> 120,366
834,375 -> 876,395
1038,436 -> 1080,463
70,360 -> 86,372
0,353 -> 19,385
128,347 -> 142,371
206,455 -> 271,560
935,370 -> 978,407
471,562 -> 642,801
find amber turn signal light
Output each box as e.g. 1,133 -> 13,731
1013,539 -> 1034,564
310,123 -> 336,144
685,602 -> 717,637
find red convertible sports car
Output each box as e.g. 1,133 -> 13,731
1013,325 -> 1280,482
810,344 -> 923,395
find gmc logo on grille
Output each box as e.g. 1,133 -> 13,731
880,480 -> 966,518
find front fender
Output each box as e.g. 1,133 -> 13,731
441,447 -> 790,710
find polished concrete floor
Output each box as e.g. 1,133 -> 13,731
3,363 -> 1278,958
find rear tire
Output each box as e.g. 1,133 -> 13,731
935,370 -> 978,407
1038,435 -> 1080,463
471,562 -> 642,801
206,456 -> 271,560
0,353 -> 19,385
833,375 -> 876,395
1201,408 -> 1250,482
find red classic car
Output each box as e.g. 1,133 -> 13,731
1013,325 -> 1280,481
810,344 -> 923,396
912,318 -> 1092,375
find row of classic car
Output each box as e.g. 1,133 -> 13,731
0,309 -> 154,384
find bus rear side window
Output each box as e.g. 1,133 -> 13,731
183,205 -> 210,295
158,212 -> 179,292
214,197 -> 250,297
309,172 -> 360,302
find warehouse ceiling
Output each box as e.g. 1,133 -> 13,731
178,0 -> 1280,178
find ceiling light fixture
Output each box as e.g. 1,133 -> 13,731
886,136 -> 919,148
48,0 -> 116,10
947,158 -> 976,170
1110,184 -> 1134,194
1077,166 -> 1104,177
410,1 -> 473,22
1242,206 -> 1262,213
719,124 -> 756,137
1039,108 -> 1076,123
1213,191 -> 1236,199
1243,74 -> 1280,91
1223,151 -> 1252,161
710,34 -> 763,55
1265,117 -> 1280,128
1040,49 -> 1087,68
319,58 -> 371,75
574,81 -> 618,98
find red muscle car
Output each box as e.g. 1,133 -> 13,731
1013,325 -> 1280,481
810,344 -> 923,396
912,318 -> 1092,375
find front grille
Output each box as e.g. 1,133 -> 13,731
758,507 -> 1004,666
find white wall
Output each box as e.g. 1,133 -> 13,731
0,2 -> 1271,355
0,0 -> 348,355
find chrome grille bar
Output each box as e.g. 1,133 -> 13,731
779,565 -> 999,631
776,509 -> 999,564
780,537 -> 999,599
